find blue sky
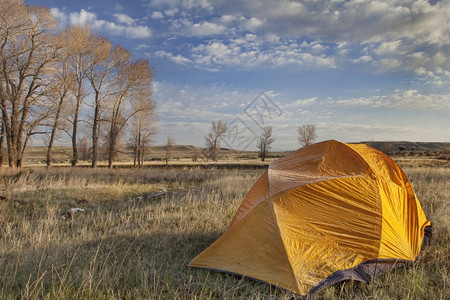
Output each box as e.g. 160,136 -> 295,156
26,0 -> 450,150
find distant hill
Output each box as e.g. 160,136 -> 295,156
360,141 -> 450,152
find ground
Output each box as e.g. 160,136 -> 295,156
0,153 -> 448,299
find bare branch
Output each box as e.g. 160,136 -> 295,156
257,126 -> 274,162
297,124 -> 317,147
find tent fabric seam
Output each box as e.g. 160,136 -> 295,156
341,142 -> 385,264
229,171 -> 270,230
269,202 -> 300,293
267,173 -> 370,200
373,175 -> 384,262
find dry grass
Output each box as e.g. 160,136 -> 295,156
0,162 -> 448,299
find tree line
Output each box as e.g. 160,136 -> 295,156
0,0 -> 156,169
203,121 -> 317,162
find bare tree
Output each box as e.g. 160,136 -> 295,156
84,36 -> 114,168
381,142 -> 395,156
192,147 -> 202,162
78,135 -> 90,161
128,93 -> 156,168
0,1 -> 59,168
45,44 -> 74,167
257,126 -> 274,162
106,56 -> 154,168
0,112 -> 4,168
164,136 -> 176,165
62,26 -> 95,167
205,120 -> 227,162
297,124 -> 317,148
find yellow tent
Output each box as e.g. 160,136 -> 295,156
189,140 -> 431,297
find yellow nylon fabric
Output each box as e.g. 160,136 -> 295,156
272,175 -> 381,294
190,201 -> 298,292
189,140 -> 431,296
345,143 -> 431,259
230,170 -> 270,227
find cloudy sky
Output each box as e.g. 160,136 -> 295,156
26,0 -> 450,150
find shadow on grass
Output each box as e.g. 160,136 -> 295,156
0,229 -> 241,299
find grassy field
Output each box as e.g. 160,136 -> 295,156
0,157 -> 448,299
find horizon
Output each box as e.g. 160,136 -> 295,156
27,140 -> 450,154
25,0 -> 450,151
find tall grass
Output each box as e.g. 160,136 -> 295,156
0,165 -> 448,299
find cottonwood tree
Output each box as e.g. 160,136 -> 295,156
0,112 -> 5,167
62,26 -> 96,167
45,44 -> 74,167
257,126 -> 274,162
0,0 -> 59,167
192,147 -> 202,162
381,142 -> 395,156
297,124 -> 317,148
85,36 -> 115,168
78,135 -> 91,161
106,55 -> 154,168
0,70 -> 5,168
164,136 -> 176,166
205,120 -> 227,161
128,92 -> 156,168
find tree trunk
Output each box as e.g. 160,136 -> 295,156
107,153 -> 113,168
91,118 -> 99,168
91,91 -> 100,168
6,127 -> 15,168
133,144 -> 137,168
47,95 -> 65,168
71,92 -> 82,167
8,107 -> 19,168
107,119 -> 119,169
1,103 -> 16,168
261,144 -> 266,162
136,129 -> 142,168
107,130 -> 116,169
140,139 -> 145,168
0,116 -> 4,168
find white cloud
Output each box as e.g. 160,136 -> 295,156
374,58 -> 402,71
352,55 -> 373,63
244,17 -> 263,31
52,1 -> 449,83
285,97 -> 318,108
135,44 -> 151,51
51,8 -> 151,39
125,25 -> 152,38
189,40 -> 335,69
50,8 -> 68,27
164,8 -> 179,17
151,11 -> 164,19
374,40 -> 402,55
114,3 -> 124,12
188,21 -> 227,36
155,50 -> 192,64
333,90 -> 450,110
145,0 -> 450,81
113,13 -> 135,26
219,15 -> 236,24
69,9 -> 97,26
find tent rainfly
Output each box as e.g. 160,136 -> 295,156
189,140 -> 431,297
